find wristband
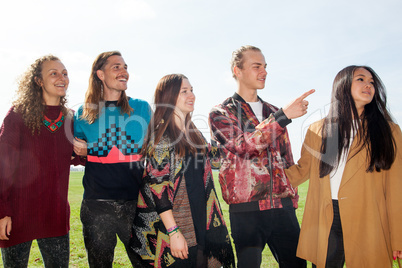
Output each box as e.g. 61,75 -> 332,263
168,228 -> 180,236
167,225 -> 178,233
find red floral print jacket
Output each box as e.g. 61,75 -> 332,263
208,93 -> 299,212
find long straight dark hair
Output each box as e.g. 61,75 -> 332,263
142,74 -> 206,158
319,65 -> 396,177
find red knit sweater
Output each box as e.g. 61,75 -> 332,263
0,106 -> 79,248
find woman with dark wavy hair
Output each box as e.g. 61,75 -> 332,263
130,74 -> 235,267
0,55 -> 82,267
285,66 -> 402,267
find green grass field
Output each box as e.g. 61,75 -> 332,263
1,171 -> 399,267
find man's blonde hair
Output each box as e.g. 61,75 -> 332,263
230,45 -> 261,80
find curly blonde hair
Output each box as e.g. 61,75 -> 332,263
13,55 -> 68,134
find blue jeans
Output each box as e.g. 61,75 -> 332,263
230,198 -> 306,268
1,233 -> 69,268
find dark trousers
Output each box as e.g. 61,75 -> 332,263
230,199 -> 306,268
80,199 -> 137,268
1,233 -> 69,268
171,245 -> 208,268
312,200 -> 345,268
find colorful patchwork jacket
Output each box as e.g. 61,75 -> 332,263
130,135 -> 235,268
208,93 -> 299,212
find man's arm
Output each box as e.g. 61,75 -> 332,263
209,90 -> 314,157
209,106 -> 285,158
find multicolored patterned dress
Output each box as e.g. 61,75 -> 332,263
130,136 -> 235,268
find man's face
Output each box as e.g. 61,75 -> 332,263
236,51 -> 267,90
97,55 -> 129,92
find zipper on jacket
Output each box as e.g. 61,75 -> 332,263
267,147 -> 274,209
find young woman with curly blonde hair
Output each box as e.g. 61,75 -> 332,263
0,55 -> 83,267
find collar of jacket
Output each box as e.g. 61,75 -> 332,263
232,92 -> 264,103
231,92 -> 291,129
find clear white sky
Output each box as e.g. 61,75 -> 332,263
1,0 -> 401,158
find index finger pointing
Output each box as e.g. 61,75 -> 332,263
298,89 -> 315,100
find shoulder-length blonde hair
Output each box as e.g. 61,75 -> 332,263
81,51 -> 133,124
13,55 -> 68,135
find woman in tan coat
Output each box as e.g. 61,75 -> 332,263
286,65 -> 402,268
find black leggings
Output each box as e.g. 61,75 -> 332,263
1,233 -> 69,268
312,200 -> 345,268
80,199 -> 137,268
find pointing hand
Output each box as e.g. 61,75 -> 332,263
283,89 -> 315,119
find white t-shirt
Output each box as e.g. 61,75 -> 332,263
247,101 -> 264,123
330,130 -> 356,199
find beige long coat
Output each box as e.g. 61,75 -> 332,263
286,120 -> 402,268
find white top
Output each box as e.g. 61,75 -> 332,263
330,130 -> 356,199
247,101 -> 263,123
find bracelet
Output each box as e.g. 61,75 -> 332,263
166,225 -> 178,233
167,226 -> 179,236
168,228 -> 180,236
167,227 -> 179,235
